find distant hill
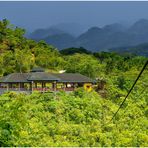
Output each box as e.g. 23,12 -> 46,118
109,42 -> 148,57
28,23 -> 88,40
128,19 -> 148,35
75,23 -> 127,51
28,23 -> 87,49
28,27 -> 65,40
50,23 -> 88,37
43,33 -> 76,49
75,19 -> 148,51
28,19 -> 148,54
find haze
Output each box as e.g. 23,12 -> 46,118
1,1 -> 148,32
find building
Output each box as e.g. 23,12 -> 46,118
0,68 -> 94,94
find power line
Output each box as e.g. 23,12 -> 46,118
121,85 -> 148,119
110,60 -> 148,122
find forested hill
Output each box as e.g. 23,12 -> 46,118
0,19 -> 148,147
109,42 -> 148,57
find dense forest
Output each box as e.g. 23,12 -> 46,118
0,19 -> 148,146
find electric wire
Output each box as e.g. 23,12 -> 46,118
109,60 -> 148,122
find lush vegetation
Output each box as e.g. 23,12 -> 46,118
60,47 -> 92,55
0,19 -> 148,146
109,42 -> 148,57
0,89 -> 147,147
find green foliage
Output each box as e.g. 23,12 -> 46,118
60,47 -> 92,55
0,20 -> 64,75
63,53 -> 103,78
0,89 -> 147,147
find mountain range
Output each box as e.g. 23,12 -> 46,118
28,19 -> 148,53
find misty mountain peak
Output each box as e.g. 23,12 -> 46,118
103,23 -> 126,32
50,22 -> 88,37
29,27 -> 64,40
87,26 -> 101,32
134,18 -> 148,25
129,18 -> 148,34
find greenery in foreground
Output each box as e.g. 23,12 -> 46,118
0,19 -> 148,146
0,89 -> 147,147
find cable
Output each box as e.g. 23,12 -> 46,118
121,85 -> 148,118
110,60 -> 148,122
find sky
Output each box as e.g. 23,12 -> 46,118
0,1 -> 148,32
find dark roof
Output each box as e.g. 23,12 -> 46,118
0,76 -> 5,82
53,73 -> 93,83
28,72 -> 59,81
31,67 -> 45,72
0,73 -> 29,83
0,72 -> 93,83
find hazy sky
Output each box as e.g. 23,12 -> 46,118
0,1 -> 148,32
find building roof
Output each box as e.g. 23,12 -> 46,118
28,72 -> 60,81
30,67 -> 45,72
0,73 -> 30,83
0,76 -> 5,82
52,73 -> 93,83
0,72 -> 93,83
